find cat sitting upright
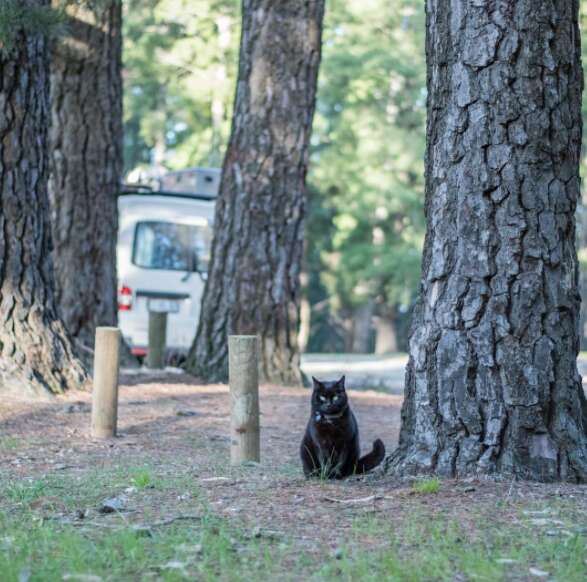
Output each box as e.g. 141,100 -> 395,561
300,375 -> 385,479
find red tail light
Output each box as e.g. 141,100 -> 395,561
118,286 -> 133,311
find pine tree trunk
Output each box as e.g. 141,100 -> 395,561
185,0 -> 325,384
48,1 -> 123,349
352,300 -> 375,354
388,0 -> 587,481
298,276 -> 311,354
374,306 -> 398,355
0,2 -> 88,398
576,204 -> 587,349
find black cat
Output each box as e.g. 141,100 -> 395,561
300,375 -> 385,479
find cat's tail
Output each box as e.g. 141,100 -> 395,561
355,439 -> 386,474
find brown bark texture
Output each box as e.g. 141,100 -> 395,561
0,1 -> 88,398
185,0 -> 325,384
387,0 -> 587,481
49,0 -> 123,349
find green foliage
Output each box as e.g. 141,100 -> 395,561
0,0 -> 64,56
305,0 -> 426,347
0,1 -> 117,57
123,0 -> 240,172
121,0 -> 427,351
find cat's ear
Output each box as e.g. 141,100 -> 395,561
338,375 -> 346,388
312,376 -> 322,389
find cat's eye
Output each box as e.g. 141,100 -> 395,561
319,395 -> 327,402
333,395 -> 339,402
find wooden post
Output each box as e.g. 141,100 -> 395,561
91,327 -> 121,439
228,335 -> 260,464
147,311 -> 167,369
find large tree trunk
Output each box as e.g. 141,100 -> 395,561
0,1 -> 88,398
49,1 -> 123,350
185,0 -> 325,384
387,0 -> 587,481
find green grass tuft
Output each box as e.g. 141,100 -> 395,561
130,468 -> 154,490
0,437 -> 20,451
4,478 -> 49,505
412,477 -> 441,494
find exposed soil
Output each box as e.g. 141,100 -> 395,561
1,372 -> 586,574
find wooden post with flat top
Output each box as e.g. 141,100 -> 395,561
91,327 -> 121,439
228,335 -> 260,464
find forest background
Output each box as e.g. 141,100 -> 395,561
123,0 -> 587,355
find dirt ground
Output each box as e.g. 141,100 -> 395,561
0,371 -> 402,541
1,371 -> 586,580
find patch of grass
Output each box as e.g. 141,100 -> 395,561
0,437 -> 20,451
3,478 -> 55,505
0,507 -> 288,581
130,468 -> 154,490
1,467 -> 586,581
318,513 -> 587,582
0,465 -> 202,514
412,477 -> 441,494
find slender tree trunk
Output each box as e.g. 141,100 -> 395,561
49,1 -> 123,350
209,14 -> 232,167
0,1 -> 88,398
298,273 -> 311,354
342,316 -> 354,353
388,0 -> 587,481
576,205 -> 587,349
579,266 -> 587,350
352,299 -> 375,354
185,0 -> 325,384
374,305 -> 398,355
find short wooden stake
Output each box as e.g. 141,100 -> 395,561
147,311 -> 167,369
228,335 -> 260,464
91,327 -> 121,439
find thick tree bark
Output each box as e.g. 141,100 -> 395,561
0,1 -> 88,398
185,0 -> 325,384
387,0 -> 587,481
49,1 -> 122,349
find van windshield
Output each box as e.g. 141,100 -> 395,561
133,221 -> 212,272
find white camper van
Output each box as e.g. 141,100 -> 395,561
117,168 -> 219,359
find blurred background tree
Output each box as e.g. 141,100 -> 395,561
305,0 -> 426,354
123,0 -> 587,354
123,0 -> 239,174
123,0 -> 427,354
577,0 -> 587,350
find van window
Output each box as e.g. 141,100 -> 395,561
133,221 -> 212,272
